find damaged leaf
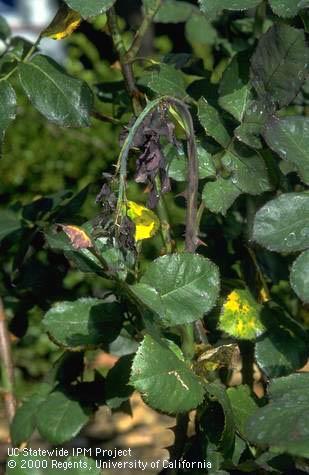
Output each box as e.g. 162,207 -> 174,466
133,109 -> 178,208
41,3 -> 82,40
126,201 -> 160,241
59,225 -> 92,250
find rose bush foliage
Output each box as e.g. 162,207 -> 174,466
1,0 -> 309,473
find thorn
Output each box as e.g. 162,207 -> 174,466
196,238 -> 207,248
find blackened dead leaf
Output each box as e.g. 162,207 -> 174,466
135,133 -> 165,183
132,108 -> 178,208
118,216 -> 136,253
93,180 -> 117,235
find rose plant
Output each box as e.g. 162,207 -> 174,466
1,0 -> 309,474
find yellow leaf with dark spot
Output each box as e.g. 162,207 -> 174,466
60,225 -> 92,249
126,201 -> 160,241
219,289 -> 265,340
41,4 -> 82,40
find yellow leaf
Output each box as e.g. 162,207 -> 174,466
219,289 -> 265,340
41,4 -> 82,40
168,105 -> 187,132
126,201 -> 160,241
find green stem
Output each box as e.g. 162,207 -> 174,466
114,97 -> 163,226
0,34 -> 40,82
160,324 -> 193,474
246,246 -> 270,302
128,56 -> 158,66
126,0 -> 163,60
114,97 -> 199,246
254,0 -> 267,38
0,66 -> 18,82
155,176 -> 173,253
245,197 -> 270,300
245,196 -> 256,242
169,99 -> 199,253
196,202 -> 205,237
195,319 -> 209,344
92,111 -> 123,125
107,7 -> 141,114
23,38 -> 40,62
106,8 -> 199,253
180,324 -> 195,360
106,7 -> 126,58
105,20 -> 199,464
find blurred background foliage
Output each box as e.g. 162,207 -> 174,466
0,12 -> 188,391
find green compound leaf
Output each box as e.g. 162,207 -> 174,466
0,80 -> 16,151
269,0 -> 308,18
167,142 -> 216,182
202,178 -> 241,215
198,98 -> 231,147
36,390 -> 90,444
290,250 -> 309,304
263,115 -> 309,185
46,227 -> 130,280
11,395 -> 46,446
202,383 -> 236,456
245,373 -> 309,458
219,51 -> 252,122
0,210 -> 21,242
130,335 -> 205,413
41,4 -> 82,40
43,298 -> 122,349
235,100 -> 270,150
251,24 -> 309,108
53,352 -> 84,386
0,80 -> 16,132
11,384 -> 52,446
255,306 -> 308,378
0,15 -> 11,40
142,0 -> 161,14
154,0 -> 193,23
139,63 -> 187,99
227,385 -> 259,436
300,9 -> 309,32
130,283 -> 166,321
64,0 -> 116,18
185,13 -> 217,45
6,37 -> 34,62
253,192 -> 309,253
196,145 -> 217,179
105,354 -> 134,409
221,145 -> 271,195
19,54 -> 93,127
271,372 -> 309,397
134,253 -> 220,326
219,289 -> 265,340
199,0 -> 262,18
